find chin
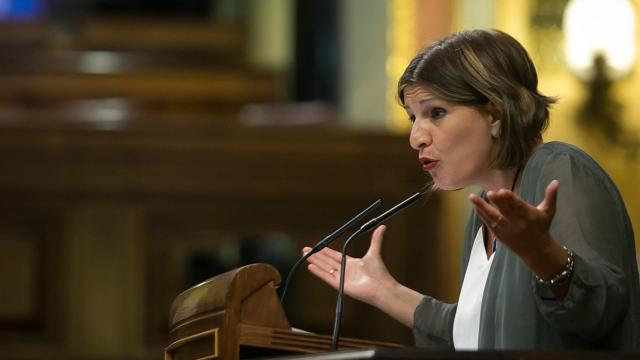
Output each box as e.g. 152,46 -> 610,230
432,181 -> 458,191
432,177 -> 465,191
436,184 -> 462,191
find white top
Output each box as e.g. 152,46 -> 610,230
452,227 -> 494,350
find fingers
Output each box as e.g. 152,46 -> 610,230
308,244 -> 347,263
469,193 -> 502,228
468,180 -> 560,245
487,189 -> 523,216
301,225 -> 389,288
304,249 -> 341,274
302,244 -> 346,263
307,263 -> 338,288
366,225 -> 386,257
484,180 -> 559,222
470,190 -> 528,233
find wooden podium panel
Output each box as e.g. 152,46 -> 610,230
165,263 -> 401,360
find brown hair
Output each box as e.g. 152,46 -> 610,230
397,29 -> 556,169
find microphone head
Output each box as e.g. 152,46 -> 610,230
309,198 -> 382,253
359,191 -> 423,233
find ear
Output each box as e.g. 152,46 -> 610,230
490,115 -> 501,138
485,102 -> 502,138
485,102 -> 502,124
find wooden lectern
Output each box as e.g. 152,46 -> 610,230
165,263 -> 401,360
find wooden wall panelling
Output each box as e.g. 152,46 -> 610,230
0,121 -> 440,357
0,202 -> 65,349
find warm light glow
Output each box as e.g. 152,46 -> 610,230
563,0 -> 636,80
386,0 -> 417,133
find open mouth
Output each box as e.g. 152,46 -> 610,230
419,158 -> 438,171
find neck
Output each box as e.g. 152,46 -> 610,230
481,142 -> 542,192
481,166 -> 521,193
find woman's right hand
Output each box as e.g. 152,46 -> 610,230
303,225 -> 396,306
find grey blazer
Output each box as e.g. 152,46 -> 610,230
412,142 -> 640,350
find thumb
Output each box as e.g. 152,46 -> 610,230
366,225 -> 386,257
537,179 -> 559,217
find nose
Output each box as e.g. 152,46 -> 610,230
409,121 -> 430,151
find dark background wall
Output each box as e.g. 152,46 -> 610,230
0,1 -> 443,358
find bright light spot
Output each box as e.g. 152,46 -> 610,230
79,51 -> 122,75
0,1 -> 10,17
564,0 -> 636,79
70,99 -> 130,131
0,0 -> 46,22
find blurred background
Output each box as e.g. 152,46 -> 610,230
1,0 -> 639,358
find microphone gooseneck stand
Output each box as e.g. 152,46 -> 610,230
331,191 -> 424,350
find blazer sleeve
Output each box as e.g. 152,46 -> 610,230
413,296 -> 456,347
530,150 -> 632,340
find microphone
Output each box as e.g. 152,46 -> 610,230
309,199 -> 383,256
331,191 -> 424,350
359,192 -> 424,233
279,198 -> 382,303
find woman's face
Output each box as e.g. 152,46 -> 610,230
405,85 -> 499,190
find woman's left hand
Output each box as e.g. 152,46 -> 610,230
469,179 -> 572,299
468,179 -> 560,262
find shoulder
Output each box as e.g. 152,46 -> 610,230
524,141 -> 608,184
520,141 -> 621,202
529,141 -> 598,167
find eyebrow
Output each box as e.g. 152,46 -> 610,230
403,97 -> 438,111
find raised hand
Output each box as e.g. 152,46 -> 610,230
469,180 -> 571,298
303,225 -> 396,305
469,179 -> 559,258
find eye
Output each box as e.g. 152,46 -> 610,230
431,108 -> 446,119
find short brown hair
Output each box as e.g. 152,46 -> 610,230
397,29 -> 556,169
